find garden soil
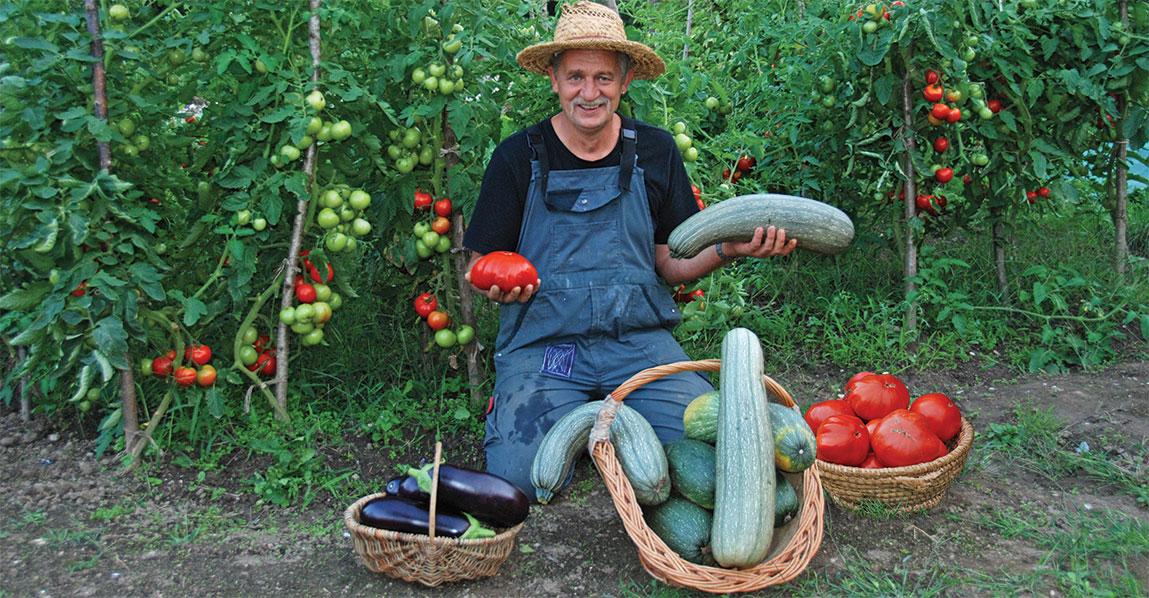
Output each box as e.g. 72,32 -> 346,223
2,359 -> 1146,597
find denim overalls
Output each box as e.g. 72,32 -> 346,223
484,117 -> 713,497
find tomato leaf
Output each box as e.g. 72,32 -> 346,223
206,387 -> 225,419
91,317 -> 129,369
183,297 -> 207,327
0,282 -> 52,311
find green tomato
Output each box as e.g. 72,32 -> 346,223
704,96 -> 719,110
316,124 -> 333,142
428,62 -> 446,77
242,327 -> 259,344
434,329 -> 457,348
415,239 -> 433,259
672,121 -> 687,135
674,133 -> 692,152
450,64 -> 464,80
348,190 -> 371,210
317,208 -> 340,229
291,321 -> 315,335
435,235 -> 451,253
168,48 -> 187,66
683,147 -> 698,162
306,90 -> 326,111
330,120 -> 352,141
238,345 -> 259,366
313,283 -> 332,302
421,231 -> 440,247
191,47 -> 209,62
456,325 -> 475,346
442,36 -> 462,54
306,116 -> 323,136
302,328 -> 324,346
351,218 -> 372,237
279,306 -> 297,325
328,292 -> 343,310
109,4 -> 130,20
255,59 -> 268,74
117,118 -> 136,137
418,145 -> 436,166
412,68 -> 427,85
236,209 -> 252,226
280,144 -> 301,161
296,135 -> 313,149
339,205 -> 357,222
294,303 -> 315,323
820,75 -> 836,94
413,222 -> 430,237
325,232 -> 350,252
133,134 -> 150,151
253,217 -> 268,231
323,189 -> 343,208
423,76 -> 439,91
401,128 -> 421,149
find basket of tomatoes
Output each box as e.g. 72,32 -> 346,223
808,372 -> 973,513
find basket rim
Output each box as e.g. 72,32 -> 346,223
591,358 -> 824,593
343,492 -> 524,546
815,417 -> 974,477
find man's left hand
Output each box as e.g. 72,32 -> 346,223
725,225 -> 797,259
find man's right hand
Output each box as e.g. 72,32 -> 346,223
464,271 -> 539,304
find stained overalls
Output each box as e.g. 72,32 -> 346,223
484,117 -> 713,497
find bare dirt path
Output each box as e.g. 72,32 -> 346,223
2,360 -> 1146,597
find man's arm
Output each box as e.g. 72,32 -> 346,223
654,225 -> 797,286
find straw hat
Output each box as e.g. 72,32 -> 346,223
516,1 -> 666,80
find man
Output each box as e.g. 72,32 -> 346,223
463,0 -> 796,496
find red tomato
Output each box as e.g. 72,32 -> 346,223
469,251 -> 538,292
672,284 -> 689,302
71,281 -> 89,297
945,107 -> 961,123
152,357 -> 173,378
865,415 -> 883,440
692,185 -> 704,210
247,352 -> 269,372
196,365 -> 217,387
259,353 -> 277,376
816,414 -> 870,466
164,349 -> 177,361
925,70 -> 939,85
414,189 -> 433,211
414,293 -> 438,318
185,344 -> 212,366
843,371 -> 876,396
930,103 -> 951,120
173,366 -> 197,387
871,409 -> 941,467
963,174 -> 972,184
431,216 -> 451,235
731,170 -> 743,183
736,155 -> 755,173
1038,186 -> 1051,198
1026,190 -> 1038,204
916,194 -> 937,215
295,283 -> 317,304
987,99 -> 1003,113
933,137 -> 949,154
845,373 -> 910,421
804,399 -> 857,438
859,453 -> 885,469
936,194 -> 947,208
922,83 -> 944,103
434,198 -> 453,217
935,168 -> 954,184
426,310 -> 449,331
909,392 -> 962,441
253,334 -> 271,352
722,168 -> 731,180
307,262 -> 334,284
689,289 -> 705,301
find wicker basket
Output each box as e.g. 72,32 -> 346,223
343,444 -> 523,587
590,359 -> 825,594
816,417 -> 974,513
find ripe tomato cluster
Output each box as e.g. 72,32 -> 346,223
410,190 -> 454,259
805,371 -> 963,468
412,292 -> 475,349
671,284 -> 705,304
237,326 -> 277,376
721,154 -> 756,186
277,252 -> 343,348
1024,186 -> 1052,204
145,345 -> 217,387
315,185 -> 373,254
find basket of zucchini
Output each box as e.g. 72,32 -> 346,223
343,443 -> 527,587
589,329 -> 825,593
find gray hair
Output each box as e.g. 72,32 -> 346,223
549,50 -> 632,78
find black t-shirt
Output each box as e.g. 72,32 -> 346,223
463,116 -> 698,255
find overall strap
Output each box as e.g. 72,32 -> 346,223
526,123 -> 549,198
618,116 -> 637,192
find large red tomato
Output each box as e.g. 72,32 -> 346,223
804,399 -> 856,435
842,370 -> 875,396
870,409 -> 941,467
469,251 -> 538,292
413,293 -> 438,318
859,453 -> 884,469
845,373 -> 910,421
816,414 -> 869,466
910,392 -> 962,441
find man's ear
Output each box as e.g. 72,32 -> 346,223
621,69 -> 635,95
547,66 -> 560,94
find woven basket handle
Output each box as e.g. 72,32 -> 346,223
586,359 -> 798,454
428,441 -> 443,539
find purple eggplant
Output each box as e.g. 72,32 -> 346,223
358,496 -> 495,539
387,464 -> 530,528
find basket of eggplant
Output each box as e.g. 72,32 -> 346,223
343,443 -> 529,587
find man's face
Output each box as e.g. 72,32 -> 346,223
548,49 -> 633,136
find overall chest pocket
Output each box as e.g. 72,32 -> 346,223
545,184 -> 623,275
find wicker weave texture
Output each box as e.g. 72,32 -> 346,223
816,417 -> 974,513
344,493 -> 523,587
592,359 -> 825,593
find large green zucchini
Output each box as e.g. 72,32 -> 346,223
644,497 -> 715,565
667,194 -> 855,258
712,328 -> 776,569
530,401 -> 669,505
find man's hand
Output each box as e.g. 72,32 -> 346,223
725,225 -> 797,259
465,271 -> 539,304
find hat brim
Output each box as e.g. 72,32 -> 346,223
516,39 -> 666,79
